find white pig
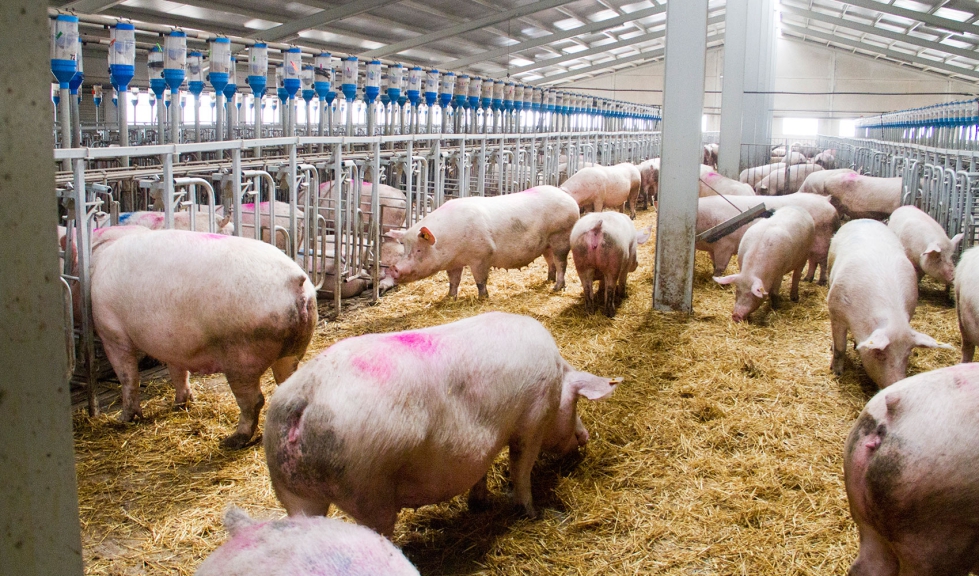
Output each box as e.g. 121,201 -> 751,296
237,201 -> 305,252
818,173 -> 902,219
714,206 -> 815,322
739,162 -> 787,187
888,205 -> 963,285
696,193 -> 839,283
843,363 -> 979,576
699,167 -> 756,197
264,312 -> 620,536
115,210 -> 234,234
797,168 -> 857,195
954,247 -> 979,362
570,212 -> 650,316
755,163 -> 823,195
194,507 -> 420,576
561,163 -> 641,218
90,226 -> 318,448
386,185 -> 580,298
827,219 -> 951,388
637,158 -> 660,204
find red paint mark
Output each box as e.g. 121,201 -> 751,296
150,212 -> 164,222
239,202 -> 272,211
521,187 -> 540,195
202,233 -> 227,240
845,173 -> 860,181
351,354 -> 392,380
390,332 -> 439,356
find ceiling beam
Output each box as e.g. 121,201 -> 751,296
781,4 -> 979,63
780,22 -> 979,81
841,0 -> 979,38
443,3 -> 671,70
510,13 -> 725,75
61,0 -> 126,13
249,0 -> 403,42
359,0 -> 585,59
532,32 -> 724,86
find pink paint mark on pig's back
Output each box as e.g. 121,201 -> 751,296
202,233 -> 227,240
389,332 -> 440,356
351,354 -> 392,381
845,173 -> 860,181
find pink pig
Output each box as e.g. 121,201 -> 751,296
818,173 -> 902,220
570,211 -> 650,316
264,312 -> 620,536
386,185 -> 580,298
844,363 -> 979,575
714,206 -> 815,322
90,226 -> 318,448
561,163 -> 641,218
194,507 -> 419,576
888,205 -> 963,285
827,219 -> 951,388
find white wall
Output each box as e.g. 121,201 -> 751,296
564,35 -> 978,137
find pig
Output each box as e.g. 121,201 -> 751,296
237,201 -> 305,253
827,219 -> 952,388
843,363 -> 979,576
115,210 -> 234,234
90,226 -> 318,448
755,163 -> 824,195
558,161 -> 596,185
637,158 -> 659,205
312,180 -> 407,232
714,206 -> 815,322
570,212 -> 650,316
560,163 -> 641,218
699,167 -> 756,197
782,151 -> 807,165
194,507 -> 420,576
739,162 -> 787,187
888,205 -> 963,286
813,151 -> 836,169
798,168 -> 857,195
954,247 -> 979,362
264,312 -> 620,535
818,173 -> 902,220
696,193 -> 839,283
386,185 -> 579,298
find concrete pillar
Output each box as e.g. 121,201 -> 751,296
0,2 -> 85,575
653,0 -> 709,313
739,0 -> 776,169
717,0 -> 749,178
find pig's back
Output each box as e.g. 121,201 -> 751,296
267,313 -> 566,497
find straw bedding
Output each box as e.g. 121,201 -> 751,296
73,207 -> 960,575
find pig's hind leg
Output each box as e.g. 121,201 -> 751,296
447,266 -> 464,299
222,372 -> 265,449
467,474 -> 491,511
102,340 -> 144,422
470,262 -> 491,299
271,355 -> 301,384
790,265 -> 803,302
546,236 -> 572,291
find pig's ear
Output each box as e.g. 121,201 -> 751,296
923,242 -> 942,257
911,330 -> 955,350
418,226 -> 437,246
750,278 -> 768,298
857,329 -> 890,351
713,274 -> 739,286
222,506 -> 256,537
636,227 -> 652,245
951,233 -> 964,251
568,371 -> 622,401
384,229 -> 406,242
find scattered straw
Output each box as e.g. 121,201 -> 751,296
73,207 -> 960,575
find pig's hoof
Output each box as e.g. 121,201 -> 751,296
516,503 -> 539,519
119,408 -> 144,423
552,283 -> 565,292
172,402 -> 192,412
221,432 -> 253,450
791,295 -> 800,303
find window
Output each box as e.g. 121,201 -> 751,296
782,117 -> 818,136
839,119 -> 856,138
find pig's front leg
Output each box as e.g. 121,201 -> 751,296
508,435 -> 543,518
447,267 -> 464,299
830,314 -> 848,376
168,364 -> 192,408
790,266 -> 803,302
103,341 -> 144,422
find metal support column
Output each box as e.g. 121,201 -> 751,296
1,1 -> 84,573
740,0 -> 775,169
653,0 -> 708,313
717,0 -> 748,178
